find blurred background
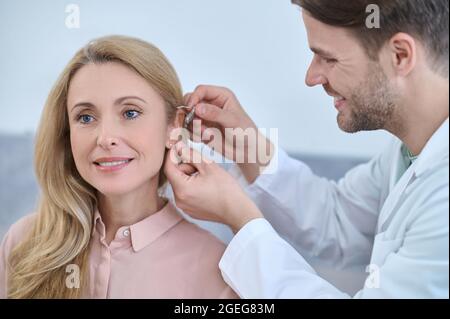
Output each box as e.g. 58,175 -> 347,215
0,0 -> 392,295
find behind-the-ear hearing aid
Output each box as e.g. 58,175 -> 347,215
176,105 -> 196,129
167,105 -> 196,149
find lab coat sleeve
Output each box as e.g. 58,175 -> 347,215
219,218 -> 349,298
228,145 -> 388,268
219,182 -> 449,298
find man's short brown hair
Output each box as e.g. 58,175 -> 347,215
293,0 -> 449,77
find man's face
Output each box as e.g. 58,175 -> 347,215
302,11 -> 398,133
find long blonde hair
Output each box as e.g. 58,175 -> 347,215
7,35 -> 183,298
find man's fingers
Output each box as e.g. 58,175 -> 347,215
190,120 -> 211,140
183,93 -> 192,105
194,103 -> 235,128
187,85 -> 231,108
163,147 -> 189,188
175,142 -> 213,174
178,163 -> 197,176
164,146 -> 203,187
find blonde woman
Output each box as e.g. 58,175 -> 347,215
0,35 -> 238,299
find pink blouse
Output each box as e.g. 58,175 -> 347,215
0,202 -> 238,299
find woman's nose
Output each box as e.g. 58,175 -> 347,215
96,122 -> 120,149
97,135 -> 118,148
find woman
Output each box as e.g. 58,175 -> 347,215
0,35 -> 238,299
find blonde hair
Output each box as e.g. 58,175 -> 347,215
7,35 -> 183,298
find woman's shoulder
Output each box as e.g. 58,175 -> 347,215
162,201 -> 226,250
176,218 -> 227,251
1,212 -> 37,251
167,214 -> 239,298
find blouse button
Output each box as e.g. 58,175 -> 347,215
123,229 -> 130,237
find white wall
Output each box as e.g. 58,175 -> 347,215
0,0 -> 391,158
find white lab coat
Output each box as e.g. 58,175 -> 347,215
219,118 -> 449,298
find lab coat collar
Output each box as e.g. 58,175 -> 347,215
378,117 -> 449,232
413,117 -> 449,177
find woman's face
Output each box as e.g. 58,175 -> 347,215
67,62 -> 169,196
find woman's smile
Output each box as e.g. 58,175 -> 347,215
93,157 -> 134,172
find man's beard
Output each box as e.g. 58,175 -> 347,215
338,62 -> 399,133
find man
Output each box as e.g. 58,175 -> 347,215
164,0 -> 449,298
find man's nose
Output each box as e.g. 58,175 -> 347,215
305,57 -> 328,87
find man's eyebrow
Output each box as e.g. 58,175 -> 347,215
310,47 -> 335,58
70,96 -> 147,113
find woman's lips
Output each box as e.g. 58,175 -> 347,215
94,159 -> 133,172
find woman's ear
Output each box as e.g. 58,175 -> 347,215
165,109 -> 187,149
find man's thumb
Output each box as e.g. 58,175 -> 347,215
195,103 -> 234,127
163,147 -> 186,187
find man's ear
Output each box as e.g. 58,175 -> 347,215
165,109 -> 187,149
388,32 -> 417,77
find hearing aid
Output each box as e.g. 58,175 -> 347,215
176,105 -> 196,129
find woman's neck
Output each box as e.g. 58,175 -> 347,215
97,181 -> 167,245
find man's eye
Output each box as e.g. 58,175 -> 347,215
78,114 -> 94,124
124,110 -> 141,120
324,58 -> 338,64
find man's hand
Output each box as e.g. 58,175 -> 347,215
164,142 -> 264,233
184,85 -> 275,184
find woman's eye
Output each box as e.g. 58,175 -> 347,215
78,114 -> 94,124
124,110 -> 141,120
